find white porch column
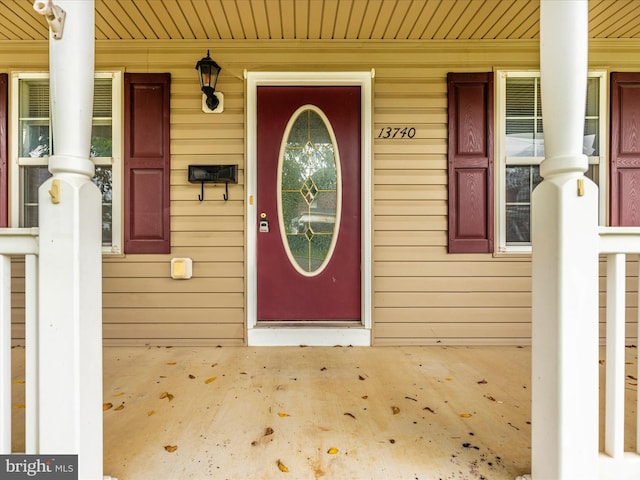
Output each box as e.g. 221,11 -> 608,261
35,1 -> 103,479
532,1 -> 599,479
0,255 -> 11,454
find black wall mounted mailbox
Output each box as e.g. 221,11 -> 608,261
188,164 -> 238,201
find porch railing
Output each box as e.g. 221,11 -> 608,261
0,228 -> 39,455
4,222 -> 640,478
598,226 -> 640,479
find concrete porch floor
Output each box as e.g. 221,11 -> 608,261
9,345 -> 638,479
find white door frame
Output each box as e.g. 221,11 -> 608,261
245,71 -> 373,346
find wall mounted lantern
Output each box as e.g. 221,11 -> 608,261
195,50 -> 223,113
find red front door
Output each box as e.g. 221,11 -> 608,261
257,86 -> 361,322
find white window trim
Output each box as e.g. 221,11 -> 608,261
10,70 -> 123,254
495,70 -> 608,254
103,70 -> 123,255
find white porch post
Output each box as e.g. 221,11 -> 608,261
0,255 -> 11,454
531,1 -> 599,479
35,1 -> 103,479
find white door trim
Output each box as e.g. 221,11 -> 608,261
245,70 -> 373,346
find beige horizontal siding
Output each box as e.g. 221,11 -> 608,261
103,277 -> 244,294
375,184 -> 446,201
101,307 -> 244,324
101,323 -> 244,340
375,322 -> 532,339
4,38 -> 640,345
375,261 -> 531,276
374,307 -> 530,324
11,324 -> 244,347
376,292 -> 531,308
102,293 -> 243,309
376,277 -> 531,292
103,262 -> 243,278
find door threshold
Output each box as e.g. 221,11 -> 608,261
248,323 -> 371,346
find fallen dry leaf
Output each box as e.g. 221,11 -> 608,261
477,379 -> 488,384
13,404 -> 25,409
327,447 -> 339,454
278,412 -> 290,418
251,427 -> 275,446
358,375 -> 366,381
103,403 -> 113,411
344,412 -> 356,419
484,394 -> 503,404
164,445 -> 178,453
459,413 -> 473,418
188,374 -> 196,379
277,459 -> 289,472
204,376 -> 217,384
362,395 -> 368,400
392,406 -> 400,415
445,377 -> 454,382
159,391 -> 174,401
148,410 -> 156,416
14,380 -> 25,385
114,404 -> 125,411
166,362 -> 176,365
113,392 -> 125,397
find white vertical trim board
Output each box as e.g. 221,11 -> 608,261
245,71 -> 373,346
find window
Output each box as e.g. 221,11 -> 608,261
10,71 -> 122,253
496,71 -> 607,253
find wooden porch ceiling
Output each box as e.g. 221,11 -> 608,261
1,0 -> 639,42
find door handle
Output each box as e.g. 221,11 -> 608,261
259,212 -> 269,232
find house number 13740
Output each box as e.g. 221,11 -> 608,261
377,127 -> 416,139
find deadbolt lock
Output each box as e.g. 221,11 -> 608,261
259,212 -> 269,233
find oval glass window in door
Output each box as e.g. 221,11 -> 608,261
278,105 -> 341,276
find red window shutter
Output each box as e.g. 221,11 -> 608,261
447,72 -> 494,253
610,72 -> 640,226
0,74 -> 7,228
124,73 -> 171,253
